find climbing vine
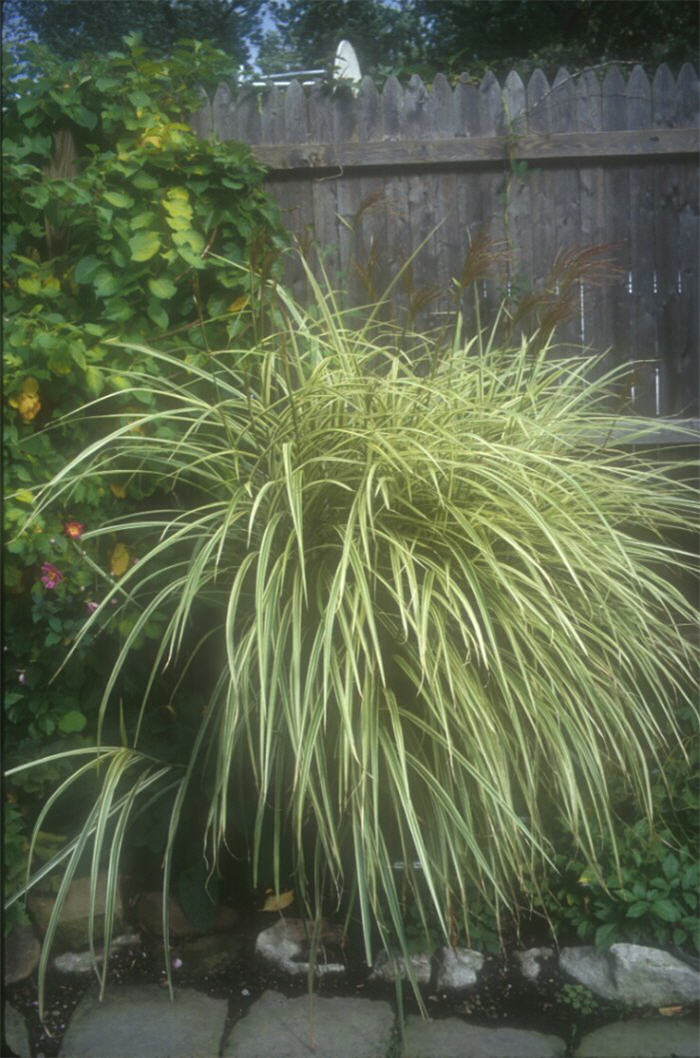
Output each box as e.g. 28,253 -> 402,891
3,35 -> 286,930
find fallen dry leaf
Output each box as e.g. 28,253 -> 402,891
261,889 -> 294,912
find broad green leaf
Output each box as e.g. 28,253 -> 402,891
103,299 -> 133,321
130,212 -> 156,231
128,230 -> 160,262
85,365 -> 104,396
74,257 -> 103,285
626,901 -> 650,918
651,899 -> 681,922
147,299 -> 169,330
128,90 -> 153,108
69,342 -> 87,369
132,173 -> 159,190
175,246 -> 206,269
148,277 -> 177,300
172,229 -> 205,253
58,711 -> 87,734
93,270 -> 120,298
103,190 -> 134,209
18,277 -> 41,296
73,106 -> 97,130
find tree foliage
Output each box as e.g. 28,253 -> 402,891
3,0 -> 263,64
265,0 -> 698,79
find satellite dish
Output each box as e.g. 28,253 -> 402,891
334,40 -> 361,83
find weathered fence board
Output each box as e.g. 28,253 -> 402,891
194,63 -> 699,416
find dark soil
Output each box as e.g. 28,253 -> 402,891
4,907 -> 675,1058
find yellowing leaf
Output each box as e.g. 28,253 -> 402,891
228,295 -> 250,313
128,230 -> 161,262
261,889 -> 294,912
110,542 -> 130,577
14,490 -> 35,504
110,482 -> 128,499
9,377 -> 41,422
18,276 -> 41,296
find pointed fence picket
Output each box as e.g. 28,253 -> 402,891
192,64 -> 699,418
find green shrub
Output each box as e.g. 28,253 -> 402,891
2,35 -> 285,934
540,702 -> 699,955
7,264 -> 698,1012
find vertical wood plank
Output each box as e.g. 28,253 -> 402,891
307,83 -> 334,143
355,77 -> 389,305
502,70 -> 530,315
401,76 -> 436,330
602,65 -> 630,378
427,74 -> 459,331
526,68 -> 554,333
550,68 -> 580,350
380,77 -> 409,321
652,64 -> 682,412
190,87 -> 213,139
211,82 -> 235,140
478,71 -> 507,322
453,74 -> 483,336
233,88 -> 262,144
575,69 -> 606,360
626,65 -> 657,414
673,63 -> 699,413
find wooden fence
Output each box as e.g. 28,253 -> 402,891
192,64 -> 699,417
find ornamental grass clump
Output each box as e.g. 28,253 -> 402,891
8,266 -> 697,1010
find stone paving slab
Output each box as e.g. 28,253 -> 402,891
57,984 -> 227,1058
402,1015 -> 566,1058
222,989 -> 394,1058
4,1001 -> 31,1058
574,1017 -> 700,1058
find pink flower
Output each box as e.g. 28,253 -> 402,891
86,600 -> 99,613
65,521 -> 85,540
40,562 -> 63,589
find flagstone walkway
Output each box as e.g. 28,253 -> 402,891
7,984 -> 698,1058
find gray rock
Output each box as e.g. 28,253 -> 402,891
610,944 -> 700,1007
515,946 -> 555,983
3,924 -> 40,985
560,944 -> 700,1006
52,932 -> 142,974
575,1017 -> 700,1058
222,989 -> 394,1058
255,918 -> 345,977
4,1001 -> 30,1057
560,946 -> 620,1001
435,947 -> 484,990
28,872 -> 123,952
403,1015 -> 566,1058
58,984 -> 227,1057
370,949 -> 432,985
